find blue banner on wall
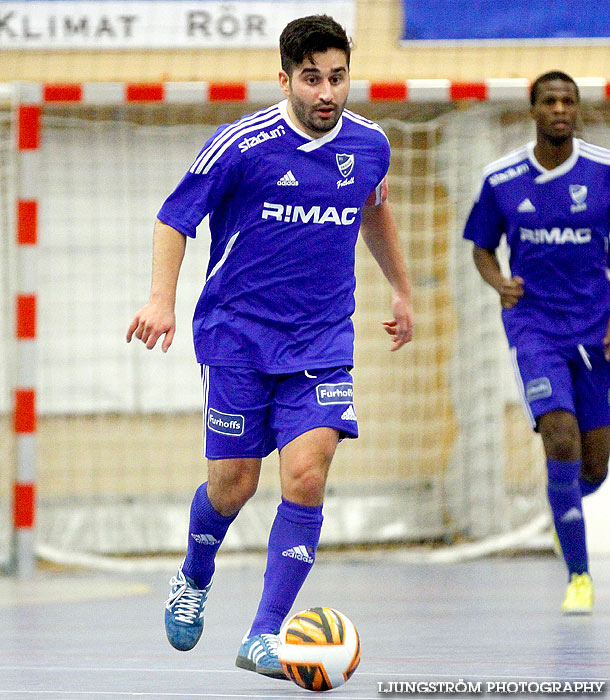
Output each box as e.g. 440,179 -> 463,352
402,0 -> 610,42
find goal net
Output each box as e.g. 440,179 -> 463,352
5,86 -> 607,568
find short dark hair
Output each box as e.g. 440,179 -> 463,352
279,15 -> 351,76
530,71 -> 580,105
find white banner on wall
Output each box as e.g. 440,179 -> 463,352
0,1 -> 355,49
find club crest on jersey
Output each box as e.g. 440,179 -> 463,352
569,184 -> 587,212
336,153 -> 355,189
336,153 -> 354,178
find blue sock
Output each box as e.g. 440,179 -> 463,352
579,474 -> 605,498
248,498 -> 323,636
547,459 -> 588,576
182,482 -> 237,589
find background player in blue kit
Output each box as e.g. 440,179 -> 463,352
463,71 -> 610,614
126,15 -> 413,678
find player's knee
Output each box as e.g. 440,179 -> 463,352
546,435 -> 579,462
581,460 -> 608,485
208,466 -> 259,515
284,464 -> 328,505
539,412 -> 580,461
209,484 -> 256,516
581,429 -> 610,484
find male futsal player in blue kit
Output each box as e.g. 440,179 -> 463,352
463,71 -> 610,614
127,15 -> 413,677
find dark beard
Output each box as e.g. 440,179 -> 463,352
290,96 -> 344,135
547,132 -> 572,147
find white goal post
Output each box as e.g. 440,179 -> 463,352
2,78 -> 609,573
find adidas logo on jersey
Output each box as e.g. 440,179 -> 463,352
341,405 -> 357,421
191,533 -> 220,545
517,198 -> 536,212
282,545 -> 315,564
277,170 -> 299,186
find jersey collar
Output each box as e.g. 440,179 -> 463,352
278,100 -> 343,152
528,138 -> 580,184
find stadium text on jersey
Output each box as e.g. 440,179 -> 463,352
238,125 -> 286,153
489,163 -> 530,186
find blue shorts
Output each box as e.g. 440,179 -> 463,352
201,365 -> 359,459
510,342 -> 610,433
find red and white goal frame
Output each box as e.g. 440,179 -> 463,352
11,76 -> 610,105
5,77 -> 610,576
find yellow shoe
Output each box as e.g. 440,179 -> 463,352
561,573 -> 593,615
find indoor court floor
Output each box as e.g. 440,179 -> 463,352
1,551 -> 609,699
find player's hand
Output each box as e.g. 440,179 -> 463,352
604,320 -> 610,361
126,301 -> 176,353
382,294 -> 414,351
498,276 -> 524,309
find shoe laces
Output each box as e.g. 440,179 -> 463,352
165,572 -> 208,624
259,633 -> 280,657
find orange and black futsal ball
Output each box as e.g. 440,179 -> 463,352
278,607 -> 360,691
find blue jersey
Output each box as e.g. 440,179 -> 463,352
158,100 -> 390,372
463,138 -> 610,347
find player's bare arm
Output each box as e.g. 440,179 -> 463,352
360,201 -> 413,350
472,245 -> 524,309
126,219 -> 186,352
